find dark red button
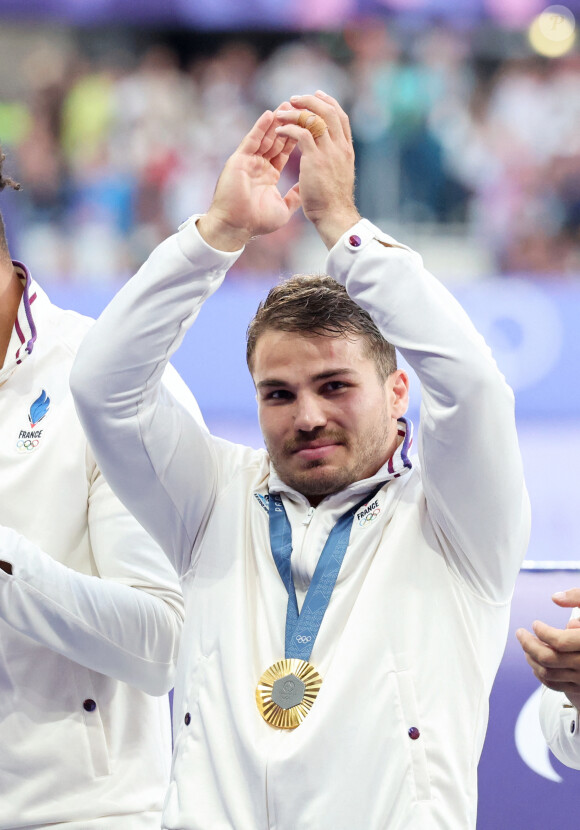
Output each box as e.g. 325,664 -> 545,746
408,726 -> 420,740
83,699 -> 97,712
184,712 -> 191,725
571,720 -> 576,734
349,235 -> 362,247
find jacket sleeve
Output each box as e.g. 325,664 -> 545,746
326,219 -> 530,602
70,217 -> 243,577
539,687 -> 580,769
0,457 -> 184,696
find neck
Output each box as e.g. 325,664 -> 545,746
0,259 -> 24,369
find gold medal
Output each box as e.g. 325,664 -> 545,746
256,658 -> 322,729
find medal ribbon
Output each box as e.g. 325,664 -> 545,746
268,482 -> 385,662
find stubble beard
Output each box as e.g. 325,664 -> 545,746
277,458 -> 354,499
268,429 -> 388,499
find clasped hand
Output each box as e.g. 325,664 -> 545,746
517,588 -> 580,709
196,90 -> 359,254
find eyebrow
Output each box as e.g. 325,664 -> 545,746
256,369 -> 357,390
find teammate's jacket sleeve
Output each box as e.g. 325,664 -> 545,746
0,463 -> 184,696
539,686 -> 580,769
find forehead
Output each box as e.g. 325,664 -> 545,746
251,329 -> 371,382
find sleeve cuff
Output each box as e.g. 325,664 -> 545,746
560,699 -> 580,740
176,214 -> 245,271
325,218 -> 414,284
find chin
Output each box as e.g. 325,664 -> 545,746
288,467 -> 352,499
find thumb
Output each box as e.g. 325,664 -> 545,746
566,619 -> 580,630
552,589 -> 580,608
282,182 -> 301,216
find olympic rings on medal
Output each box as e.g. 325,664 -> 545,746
16,439 -> 40,453
295,635 -> 312,644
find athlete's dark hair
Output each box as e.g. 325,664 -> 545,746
246,274 -> 397,381
0,145 -> 20,260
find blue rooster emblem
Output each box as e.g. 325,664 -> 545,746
29,390 -> 50,427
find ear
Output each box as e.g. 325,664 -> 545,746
388,370 -> 409,418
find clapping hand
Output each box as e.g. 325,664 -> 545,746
517,589 -> 580,709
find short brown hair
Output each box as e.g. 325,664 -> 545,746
0,145 -> 21,259
246,274 -> 397,381
0,147 -> 21,194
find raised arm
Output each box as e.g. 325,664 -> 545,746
276,91 -> 530,601
71,110 -> 300,575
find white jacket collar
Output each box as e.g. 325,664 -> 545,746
0,261 -> 39,383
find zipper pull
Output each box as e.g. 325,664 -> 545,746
303,506 -> 315,526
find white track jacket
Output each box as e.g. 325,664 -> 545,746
71,218 -> 530,830
540,665 -> 580,769
0,267 -> 189,829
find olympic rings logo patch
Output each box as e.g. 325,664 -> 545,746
295,635 -> 312,644
16,439 -> 40,453
358,507 -> 381,527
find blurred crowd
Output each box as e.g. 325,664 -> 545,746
1,21 -> 579,283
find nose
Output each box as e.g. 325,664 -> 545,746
293,392 -> 327,433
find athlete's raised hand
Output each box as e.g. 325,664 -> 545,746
196,108 -> 300,252
274,90 -> 360,250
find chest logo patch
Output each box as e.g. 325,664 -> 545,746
29,389 -> 50,427
16,389 -> 50,453
356,498 -> 381,527
254,493 -> 270,514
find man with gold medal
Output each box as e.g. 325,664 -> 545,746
71,93 -> 530,829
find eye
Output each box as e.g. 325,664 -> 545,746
322,381 -> 349,393
264,389 -> 294,402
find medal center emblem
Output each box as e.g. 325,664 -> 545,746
256,659 -> 323,728
271,674 -> 305,709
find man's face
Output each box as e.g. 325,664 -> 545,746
252,330 -> 409,504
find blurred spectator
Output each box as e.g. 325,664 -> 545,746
470,55 -> 580,274
0,25 -> 578,282
344,20 -> 474,224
